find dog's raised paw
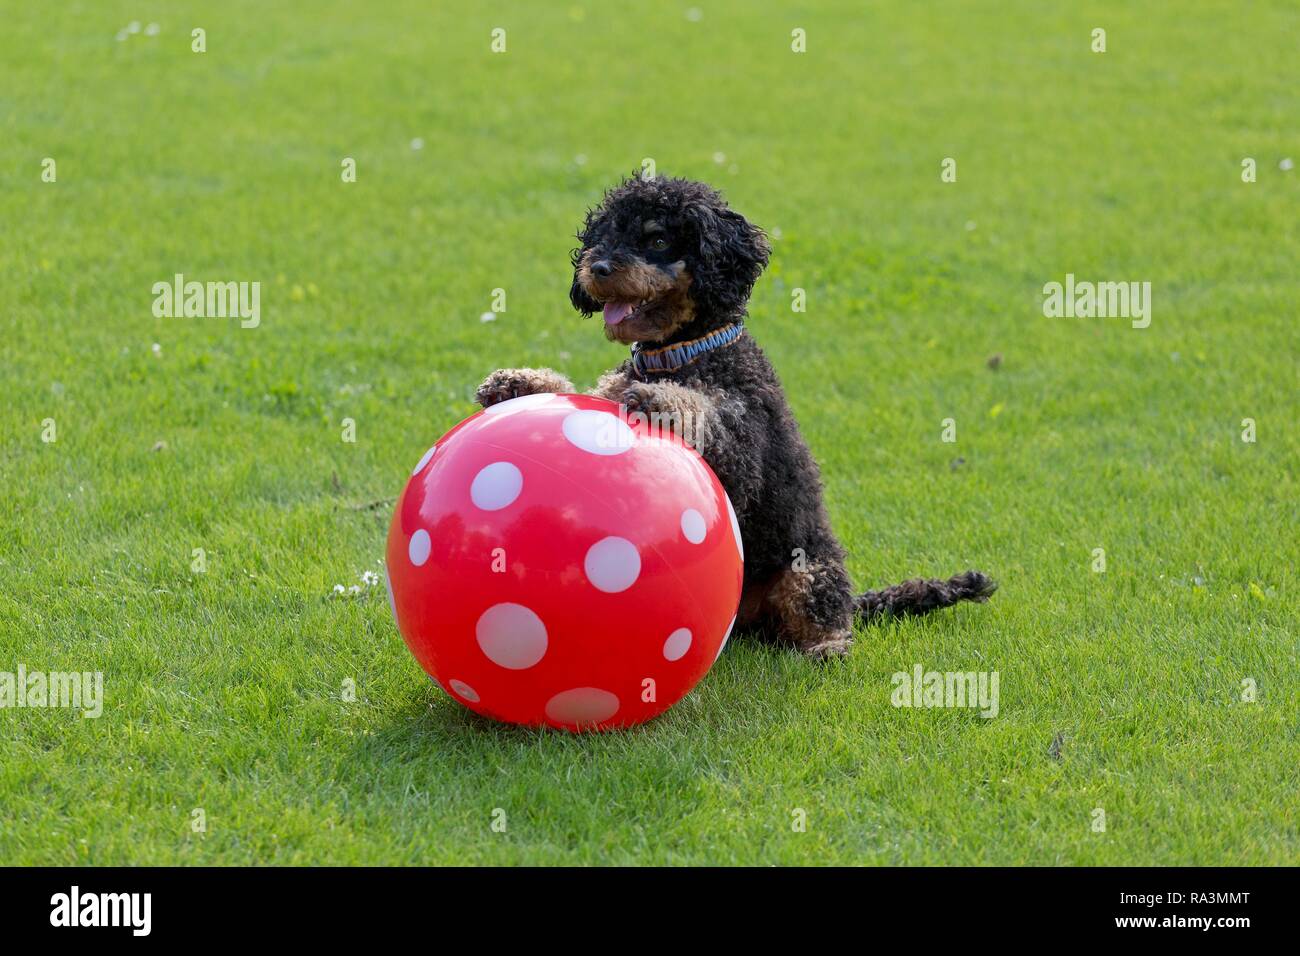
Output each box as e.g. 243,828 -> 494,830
474,371 -> 519,408
475,368 -> 572,409
622,384 -> 694,443
621,382 -> 687,428
620,382 -> 666,416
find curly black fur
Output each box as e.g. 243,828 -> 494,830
482,175 -> 996,657
856,571 -> 998,622
570,174 -> 770,338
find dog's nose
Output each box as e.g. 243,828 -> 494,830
591,260 -> 614,278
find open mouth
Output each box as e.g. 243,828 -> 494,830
602,299 -> 653,327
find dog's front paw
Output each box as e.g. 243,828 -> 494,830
621,382 -> 693,443
475,368 -> 573,409
620,381 -> 670,417
620,381 -> 712,448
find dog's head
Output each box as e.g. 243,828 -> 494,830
570,175 -> 770,345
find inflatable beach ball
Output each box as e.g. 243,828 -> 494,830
385,393 -> 744,730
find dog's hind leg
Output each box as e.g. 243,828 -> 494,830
765,558 -> 856,659
854,570 -> 997,623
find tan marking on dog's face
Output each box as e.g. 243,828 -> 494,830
576,250 -> 695,345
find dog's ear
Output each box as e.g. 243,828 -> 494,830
684,202 -> 771,317
569,247 -> 600,316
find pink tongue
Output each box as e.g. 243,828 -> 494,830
603,302 -> 634,326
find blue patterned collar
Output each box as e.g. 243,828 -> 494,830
632,323 -> 744,378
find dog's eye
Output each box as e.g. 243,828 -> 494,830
648,236 -> 669,252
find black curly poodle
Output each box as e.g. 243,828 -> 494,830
476,174 -> 995,657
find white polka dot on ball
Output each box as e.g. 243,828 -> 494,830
476,602 -> 548,669
663,627 -> 693,661
584,536 -> 641,593
724,493 -> 744,560
482,392 -> 558,415
411,444 -> 437,476
714,615 -> 737,663
383,565 -> 400,629
562,409 -> 635,456
408,529 -> 431,567
680,508 -> 706,544
449,679 -> 480,703
544,687 -> 620,727
470,461 -> 523,511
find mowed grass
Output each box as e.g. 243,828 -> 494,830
2,0 -> 1297,865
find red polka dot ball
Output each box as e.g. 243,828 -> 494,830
384,393 -> 744,731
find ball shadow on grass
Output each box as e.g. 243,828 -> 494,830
352,627 -> 847,773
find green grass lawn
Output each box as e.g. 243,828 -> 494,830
2,0 -> 1296,865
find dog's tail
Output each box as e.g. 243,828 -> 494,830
854,570 -> 997,623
